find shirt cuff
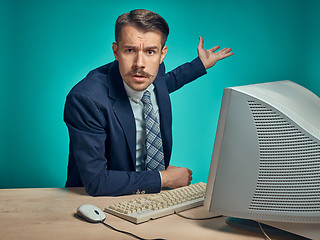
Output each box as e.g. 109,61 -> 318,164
159,171 -> 163,187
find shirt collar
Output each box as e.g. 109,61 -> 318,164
123,81 -> 155,104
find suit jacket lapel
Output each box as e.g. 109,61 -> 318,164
108,61 -> 136,169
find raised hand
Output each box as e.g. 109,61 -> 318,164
197,36 -> 233,69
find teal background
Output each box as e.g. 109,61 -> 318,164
1,0 -> 319,189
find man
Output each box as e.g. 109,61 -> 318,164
64,9 -> 233,196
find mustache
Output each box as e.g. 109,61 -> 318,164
124,68 -> 154,78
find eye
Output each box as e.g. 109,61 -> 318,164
125,48 -> 134,53
147,50 -> 155,55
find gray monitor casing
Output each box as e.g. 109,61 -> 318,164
204,81 -> 320,239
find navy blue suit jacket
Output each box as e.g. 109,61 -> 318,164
64,57 -> 206,196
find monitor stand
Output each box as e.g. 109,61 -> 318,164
226,217 -> 310,239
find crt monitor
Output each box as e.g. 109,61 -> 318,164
204,80 -> 320,239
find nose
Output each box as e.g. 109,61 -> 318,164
133,51 -> 145,69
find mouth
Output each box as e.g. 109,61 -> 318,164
126,69 -> 153,80
131,74 -> 147,81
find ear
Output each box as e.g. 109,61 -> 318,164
112,42 -> 119,60
160,46 -> 168,64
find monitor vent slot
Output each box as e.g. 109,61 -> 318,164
247,100 -> 320,213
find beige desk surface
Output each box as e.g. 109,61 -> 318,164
0,187 -> 306,240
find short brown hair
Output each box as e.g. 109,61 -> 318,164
115,9 -> 169,47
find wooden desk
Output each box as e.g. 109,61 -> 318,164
0,188 -> 306,240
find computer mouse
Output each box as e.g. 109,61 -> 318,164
76,204 -> 106,223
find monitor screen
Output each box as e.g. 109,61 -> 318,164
204,81 -> 320,239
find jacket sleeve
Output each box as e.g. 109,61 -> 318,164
64,92 -> 162,196
164,57 -> 207,93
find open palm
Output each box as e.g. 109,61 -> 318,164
197,36 -> 233,69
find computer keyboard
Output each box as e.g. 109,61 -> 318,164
104,182 -> 206,224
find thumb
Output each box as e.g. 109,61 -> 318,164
198,36 -> 204,50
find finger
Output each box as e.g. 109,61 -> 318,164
221,48 -> 233,55
219,52 -> 234,59
222,48 -> 232,53
188,177 -> 192,185
225,52 -> 234,57
198,36 -> 204,50
217,48 -> 229,53
209,45 -> 220,52
217,49 -> 233,57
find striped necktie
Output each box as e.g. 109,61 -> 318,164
141,90 -> 165,171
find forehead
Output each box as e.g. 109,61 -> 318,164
118,25 -> 163,47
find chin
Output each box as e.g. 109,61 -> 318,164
126,80 -> 154,92
131,85 -> 149,92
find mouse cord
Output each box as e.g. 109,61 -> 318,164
100,221 -> 166,240
175,212 -> 224,220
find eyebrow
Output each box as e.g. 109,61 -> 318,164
145,46 -> 159,50
123,45 -> 159,50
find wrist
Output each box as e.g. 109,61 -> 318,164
199,57 -> 216,70
160,170 -> 169,188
